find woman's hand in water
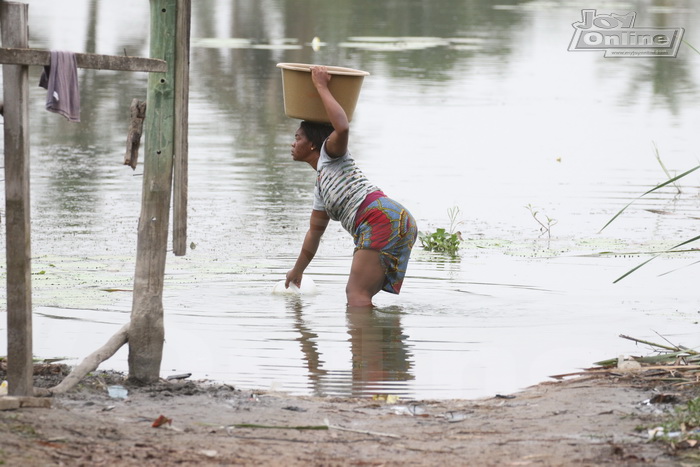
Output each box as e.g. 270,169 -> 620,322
285,268 -> 303,289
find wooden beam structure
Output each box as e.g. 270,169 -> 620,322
1,0 -> 190,394
1,0 -> 33,397
0,47 -> 167,73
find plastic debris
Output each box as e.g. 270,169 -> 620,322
444,411 -> 468,423
647,426 -> 689,440
372,394 -> 399,404
152,414 -> 172,428
166,373 -> 192,381
392,404 -> 426,416
107,385 -> 128,399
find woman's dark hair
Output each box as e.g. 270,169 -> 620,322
300,121 -> 334,150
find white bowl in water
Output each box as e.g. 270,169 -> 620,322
271,277 -> 318,295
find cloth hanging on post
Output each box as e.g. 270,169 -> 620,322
38,51 -> 81,122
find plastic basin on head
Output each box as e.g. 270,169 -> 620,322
276,63 -> 370,123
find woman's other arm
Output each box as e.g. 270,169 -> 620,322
286,209 -> 330,288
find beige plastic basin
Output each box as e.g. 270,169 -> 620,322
277,63 -> 370,122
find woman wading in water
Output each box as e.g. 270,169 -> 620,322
285,66 -> 417,308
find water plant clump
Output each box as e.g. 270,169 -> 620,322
419,228 -> 461,255
419,206 -> 463,256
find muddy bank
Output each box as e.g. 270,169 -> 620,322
1,368 -> 697,466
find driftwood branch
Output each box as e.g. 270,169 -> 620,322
38,323 -> 130,396
125,99 -> 147,169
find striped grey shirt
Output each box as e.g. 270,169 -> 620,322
312,141 -> 379,234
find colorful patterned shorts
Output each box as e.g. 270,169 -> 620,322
352,197 -> 417,294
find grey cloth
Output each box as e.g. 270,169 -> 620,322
39,51 -> 80,122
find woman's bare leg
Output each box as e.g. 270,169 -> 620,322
346,249 -> 385,308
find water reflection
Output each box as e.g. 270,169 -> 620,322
346,307 -> 413,396
288,297 -> 328,395
287,297 -> 413,397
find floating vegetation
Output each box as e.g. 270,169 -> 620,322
191,37 -> 302,50
493,1 -> 630,11
419,228 -> 462,256
419,207 -> 463,257
192,35 -> 486,53
339,36 -> 484,52
448,38 -> 485,52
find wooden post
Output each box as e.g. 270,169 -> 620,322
1,1 -> 33,397
128,0 -> 178,383
172,0 -> 190,256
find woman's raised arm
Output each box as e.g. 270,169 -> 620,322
310,66 -> 348,158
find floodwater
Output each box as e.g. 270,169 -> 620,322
1,0 -> 699,399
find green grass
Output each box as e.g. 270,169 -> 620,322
658,397 -> 700,441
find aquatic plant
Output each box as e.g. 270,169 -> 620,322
419,206 -> 462,256
653,141 -> 682,194
600,163 -> 700,282
525,204 -> 557,240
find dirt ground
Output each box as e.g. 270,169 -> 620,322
0,367 -> 698,466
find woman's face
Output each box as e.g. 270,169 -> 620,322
291,127 -> 314,162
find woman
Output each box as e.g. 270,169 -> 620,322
285,66 -> 417,308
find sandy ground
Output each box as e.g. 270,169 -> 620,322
0,368 -> 697,466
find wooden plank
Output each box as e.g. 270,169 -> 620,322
128,0 -> 178,383
0,47 -> 167,73
1,1 -> 34,398
172,0 -> 191,256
